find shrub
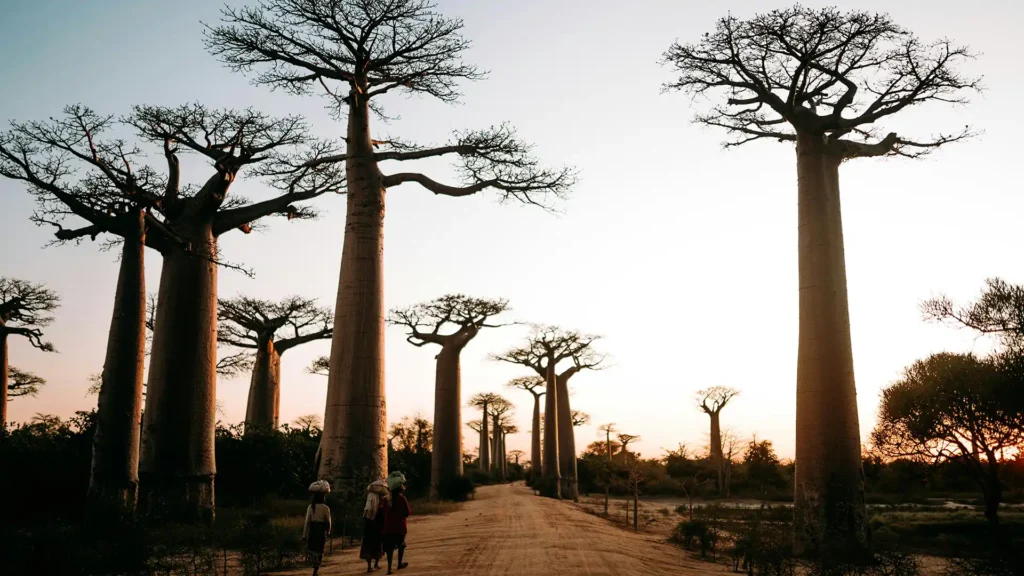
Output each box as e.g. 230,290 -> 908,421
438,475 -> 476,502
236,511 -> 304,576
672,519 -> 718,558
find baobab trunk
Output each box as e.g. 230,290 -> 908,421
430,344 -> 463,500
244,338 -> 282,431
530,394 -> 542,483
792,132 -> 868,554
492,412 -> 502,478
541,361 -> 561,498
319,93 -> 388,489
709,411 -> 723,494
0,333 -> 8,428
88,212 -> 146,517
479,402 -> 490,472
140,227 -> 218,523
556,372 -> 579,500
501,433 -> 508,478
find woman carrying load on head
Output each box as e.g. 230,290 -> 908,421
304,480 -> 333,576
359,478 -> 389,572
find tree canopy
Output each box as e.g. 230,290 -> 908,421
922,278 -> 1024,349
205,0 -> 575,208
695,386 -> 739,415
0,278 -> 60,350
661,6 -> 981,158
388,294 -> 510,347
7,367 -> 46,399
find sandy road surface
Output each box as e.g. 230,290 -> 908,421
296,483 -> 722,576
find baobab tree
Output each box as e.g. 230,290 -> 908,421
206,0 -> 576,492
217,295 -> 333,431
468,393 -> 503,473
126,104 -> 342,521
506,376 -> 545,482
695,386 -> 740,494
493,325 -> 604,498
0,278 -> 58,428
1,108 -> 180,494
466,418 -> 484,467
662,6 -> 980,553
308,356 -> 330,376
499,422 -> 518,479
597,423 -> 618,514
509,449 -> 525,467
488,398 -> 514,479
389,294 -> 510,499
571,410 -> 591,427
7,367 -> 45,401
616,433 -> 640,463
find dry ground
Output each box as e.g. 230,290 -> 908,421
284,483 -> 725,576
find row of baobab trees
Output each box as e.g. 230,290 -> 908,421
0,0 -> 981,557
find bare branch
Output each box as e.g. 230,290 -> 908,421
662,6 -> 982,156
217,295 -> 333,356
205,0 -> 486,117
7,366 -> 46,398
388,293 -> 510,348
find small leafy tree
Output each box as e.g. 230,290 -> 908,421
871,352 -> 1024,525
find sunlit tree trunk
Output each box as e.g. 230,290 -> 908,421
430,343 -> 464,500
88,210 -> 147,517
319,92 -> 388,489
556,371 -> 579,500
245,337 -> 281,431
491,412 -> 503,479
541,360 -> 561,498
479,411 -> 490,472
792,132 -> 868,554
709,411 -> 723,493
530,394 -> 542,482
141,223 -> 218,523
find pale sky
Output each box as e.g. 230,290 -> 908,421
2,0 -> 1021,461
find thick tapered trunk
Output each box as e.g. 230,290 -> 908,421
492,413 -> 503,479
556,372 -> 579,500
604,431 -> 611,515
430,344 -> 464,500
88,219 -> 147,517
501,433 -> 508,478
541,361 -> 561,498
319,96 -> 388,489
140,225 -> 218,523
709,411 -> 723,493
480,403 -> 490,472
792,132 -> 868,555
0,333 -> 8,428
245,339 -> 282,432
530,394 -> 542,483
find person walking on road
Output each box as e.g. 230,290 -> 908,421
382,482 -> 411,574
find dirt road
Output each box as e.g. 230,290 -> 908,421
302,483 -> 722,576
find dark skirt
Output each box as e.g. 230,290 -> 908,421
359,517 -> 384,561
307,520 -> 329,555
382,533 -> 406,553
